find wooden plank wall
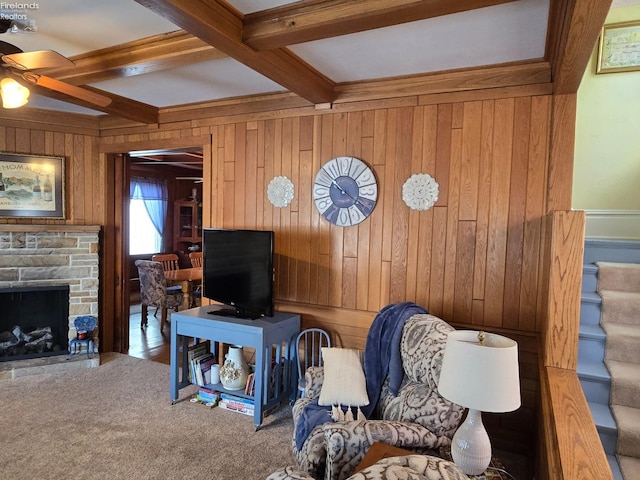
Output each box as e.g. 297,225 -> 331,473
199,95 -> 551,453
0,123 -> 103,227
204,97 -> 551,341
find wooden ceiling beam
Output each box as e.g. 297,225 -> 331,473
243,0 -> 519,50
546,0 -> 612,94
334,60 -> 551,103
135,0 -> 335,104
28,84 -> 159,124
42,30 -> 226,85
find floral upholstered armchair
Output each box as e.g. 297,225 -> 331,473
282,312 -> 464,480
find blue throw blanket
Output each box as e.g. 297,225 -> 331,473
294,302 -> 427,449
361,301 -> 427,417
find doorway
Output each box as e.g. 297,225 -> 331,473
102,136 -> 208,358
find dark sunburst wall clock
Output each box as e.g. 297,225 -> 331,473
312,156 -> 378,227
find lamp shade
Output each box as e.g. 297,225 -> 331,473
439,330 -> 521,413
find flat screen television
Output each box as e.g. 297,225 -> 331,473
202,228 -> 275,319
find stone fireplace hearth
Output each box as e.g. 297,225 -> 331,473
0,225 -> 101,362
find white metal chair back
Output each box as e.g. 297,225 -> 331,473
295,328 -> 331,397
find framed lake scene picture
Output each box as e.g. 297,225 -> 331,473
0,153 -> 65,218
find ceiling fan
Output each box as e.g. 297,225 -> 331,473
0,40 -> 112,109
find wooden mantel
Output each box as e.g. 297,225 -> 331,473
0,225 -> 101,233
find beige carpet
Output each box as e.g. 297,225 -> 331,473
597,262 -> 640,480
0,353 -> 295,480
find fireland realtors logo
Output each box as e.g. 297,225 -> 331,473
1,2 -> 39,32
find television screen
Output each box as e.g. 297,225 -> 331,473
202,228 -> 274,319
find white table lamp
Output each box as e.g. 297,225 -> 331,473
438,330 -> 521,475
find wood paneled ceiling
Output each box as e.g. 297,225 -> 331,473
0,0 -> 615,125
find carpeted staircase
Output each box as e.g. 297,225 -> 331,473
597,262 -> 640,480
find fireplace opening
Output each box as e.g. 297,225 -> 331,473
0,285 -> 70,362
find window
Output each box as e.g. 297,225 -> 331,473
129,178 -> 168,255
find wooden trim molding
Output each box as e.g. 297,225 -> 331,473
542,210 -> 585,370
585,210 -> 640,241
537,209 -> 611,480
539,365 -> 612,479
0,225 -> 101,233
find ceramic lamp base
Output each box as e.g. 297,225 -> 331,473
450,408 -> 491,475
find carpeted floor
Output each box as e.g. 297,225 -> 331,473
0,353 -> 295,480
1,352 -> 533,479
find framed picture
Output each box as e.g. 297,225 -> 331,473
597,20 -> 640,74
0,153 -> 65,218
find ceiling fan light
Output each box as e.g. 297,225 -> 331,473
1,77 -> 30,108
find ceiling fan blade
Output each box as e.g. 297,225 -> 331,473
0,40 -> 22,56
3,50 -> 74,70
22,73 -> 112,107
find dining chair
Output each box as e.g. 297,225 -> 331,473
188,251 -> 203,306
188,251 -> 203,267
135,260 -> 183,333
152,253 -> 179,271
294,328 -> 331,398
150,253 -> 180,316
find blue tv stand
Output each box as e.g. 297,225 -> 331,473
169,306 -> 300,429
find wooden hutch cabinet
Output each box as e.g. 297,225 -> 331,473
173,200 -> 202,252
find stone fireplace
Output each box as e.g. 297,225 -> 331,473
0,285 -> 70,360
0,225 -> 100,360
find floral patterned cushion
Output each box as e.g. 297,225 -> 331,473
289,314 -> 464,480
377,315 -> 462,439
348,455 -> 468,480
267,466 -> 315,480
267,455 -> 467,480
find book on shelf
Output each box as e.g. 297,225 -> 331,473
220,392 -> 254,406
186,341 -> 211,383
218,399 -> 254,416
244,373 -> 255,396
199,386 -> 219,396
193,353 -> 216,386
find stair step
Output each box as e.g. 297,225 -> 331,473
581,292 -> 603,326
581,323 -> 607,340
600,290 -> 640,327
617,455 -> 640,480
579,324 -> 606,363
611,405 -> 640,458
578,358 -> 612,405
584,239 -> 640,264
607,360 -> 640,408
603,323 -> 640,364
583,263 -> 599,293
608,454 -> 624,480
589,401 -> 617,433
589,402 -> 618,456
578,358 -> 611,382
582,291 -> 603,305
596,262 -> 640,293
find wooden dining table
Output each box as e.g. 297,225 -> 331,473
164,267 -> 202,310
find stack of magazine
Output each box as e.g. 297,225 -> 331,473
218,393 -> 254,416
196,387 -> 220,405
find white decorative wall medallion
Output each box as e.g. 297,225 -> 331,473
267,176 -> 294,208
402,173 -> 439,211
